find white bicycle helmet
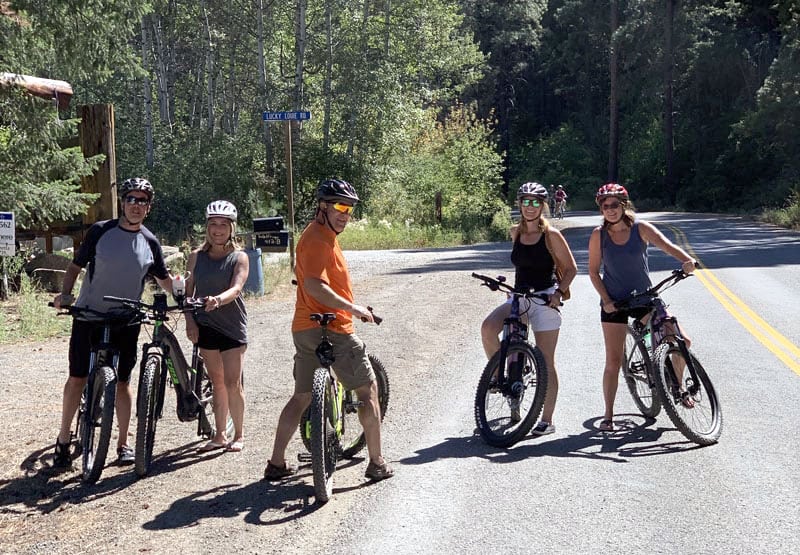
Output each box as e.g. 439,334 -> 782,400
517,182 -> 548,200
205,200 -> 238,221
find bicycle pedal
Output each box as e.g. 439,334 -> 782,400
297,453 -> 312,463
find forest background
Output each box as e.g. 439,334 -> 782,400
1,0 -> 799,246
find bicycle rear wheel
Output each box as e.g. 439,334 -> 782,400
135,354 -> 163,477
338,354 -> 390,459
81,365 -> 116,483
623,326 -> 661,417
653,343 -> 722,445
474,341 -> 547,448
310,368 -> 336,503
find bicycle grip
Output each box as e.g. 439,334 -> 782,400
361,306 -> 382,325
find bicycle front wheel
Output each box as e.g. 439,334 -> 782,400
135,354 -> 163,477
81,365 -> 116,483
653,343 -> 722,445
623,327 -> 661,418
474,341 -> 547,448
310,368 -> 336,503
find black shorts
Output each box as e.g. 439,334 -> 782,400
600,306 -> 651,324
69,319 -> 141,381
197,324 -> 246,352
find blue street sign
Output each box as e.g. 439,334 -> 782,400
262,111 -> 311,121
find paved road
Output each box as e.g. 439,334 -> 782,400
2,211 -> 798,554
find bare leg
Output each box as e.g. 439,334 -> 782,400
221,346 -> 247,443
115,381 -> 133,449
601,321 -> 627,421
58,376 -> 87,444
268,393 -> 311,467
533,329 -> 560,424
201,348 -> 229,445
355,380 -> 385,465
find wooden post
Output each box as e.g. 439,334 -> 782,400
79,104 -> 117,225
285,120 -> 296,270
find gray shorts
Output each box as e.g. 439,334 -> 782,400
292,328 -> 375,394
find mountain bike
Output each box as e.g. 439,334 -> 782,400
617,268 -> 722,445
104,293 -> 232,477
297,310 -> 389,503
554,200 -> 566,219
50,302 -> 144,483
472,273 -> 549,447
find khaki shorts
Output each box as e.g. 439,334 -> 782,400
292,328 -> 375,394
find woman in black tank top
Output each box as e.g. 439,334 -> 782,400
480,182 -> 577,436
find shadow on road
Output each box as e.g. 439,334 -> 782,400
398,414 -> 704,467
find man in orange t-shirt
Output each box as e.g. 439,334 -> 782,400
264,178 -> 393,483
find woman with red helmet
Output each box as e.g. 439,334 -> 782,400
587,184 -> 697,432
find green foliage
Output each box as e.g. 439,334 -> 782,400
338,219 -> 463,250
0,273 -> 70,345
0,89 -> 101,229
760,190 -> 800,230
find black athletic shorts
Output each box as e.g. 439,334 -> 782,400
69,319 -> 141,381
197,324 -> 246,352
600,306 -> 650,324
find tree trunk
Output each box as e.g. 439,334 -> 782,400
347,0 -> 371,159
384,0 -> 391,57
293,0 -> 307,111
201,0 -> 215,134
608,0 -> 620,182
257,0 -> 275,177
664,0 -> 676,203
151,14 -> 172,127
141,15 -> 154,168
322,0 -> 333,152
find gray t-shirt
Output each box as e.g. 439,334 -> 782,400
193,249 -> 248,343
73,219 -> 169,317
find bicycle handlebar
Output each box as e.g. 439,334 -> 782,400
292,279 -> 382,325
471,272 -> 562,306
614,267 -> 694,311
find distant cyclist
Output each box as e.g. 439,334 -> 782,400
264,178 -> 393,482
554,185 -> 568,219
52,177 -> 173,467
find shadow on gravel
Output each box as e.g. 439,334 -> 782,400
0,443 -> 138,515
141,457 -> 375,528
398,414 -> 703,466
0,440 -> 227,516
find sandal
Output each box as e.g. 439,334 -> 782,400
599,419 -> 614,432
365,460 -> 395,482
679,391 -> 696,408
263,460 -> 297,481
198,440 -> 226,453
225,440 -> 244,453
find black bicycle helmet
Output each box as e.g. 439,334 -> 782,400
119,177 -> 154,201
317,178 -> 360,204
517,182 -> 548,200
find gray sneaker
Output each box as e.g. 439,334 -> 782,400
531,421 -> 555,436
117,445 -> 135,464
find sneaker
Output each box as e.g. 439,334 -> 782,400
263,460 -> 297,481
53,438 -> 72,468
365,460 -> 395,482
116,445 -> 135,464
531,421 -> 555,436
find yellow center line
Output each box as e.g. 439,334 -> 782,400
665,224 -> 800,376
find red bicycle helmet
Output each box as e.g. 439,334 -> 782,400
595,183 -> 629,205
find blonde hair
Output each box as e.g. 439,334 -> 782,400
201,219 -> 241,252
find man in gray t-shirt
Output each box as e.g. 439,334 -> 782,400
52,178 -> 173,468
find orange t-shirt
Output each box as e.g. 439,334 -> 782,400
292,221 -> 355,334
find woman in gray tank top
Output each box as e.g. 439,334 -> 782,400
185,201 -> 250,453
587,184 -> 697,432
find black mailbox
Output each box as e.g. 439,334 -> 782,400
252,216 -> 289,252
253,217 -> 284,232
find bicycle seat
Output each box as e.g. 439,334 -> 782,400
310,313 -> 337,326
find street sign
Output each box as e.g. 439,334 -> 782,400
262,111 -> 311,121
0,212 -> 14,257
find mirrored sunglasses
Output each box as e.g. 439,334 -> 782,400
520,198 -> 542,208
123,196 -> 151,206
331,202 -> 354,215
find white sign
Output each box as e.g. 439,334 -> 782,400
0,212 -> 15,256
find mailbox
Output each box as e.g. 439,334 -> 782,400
252,216 -> 289,252
253,217 -> 284,233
